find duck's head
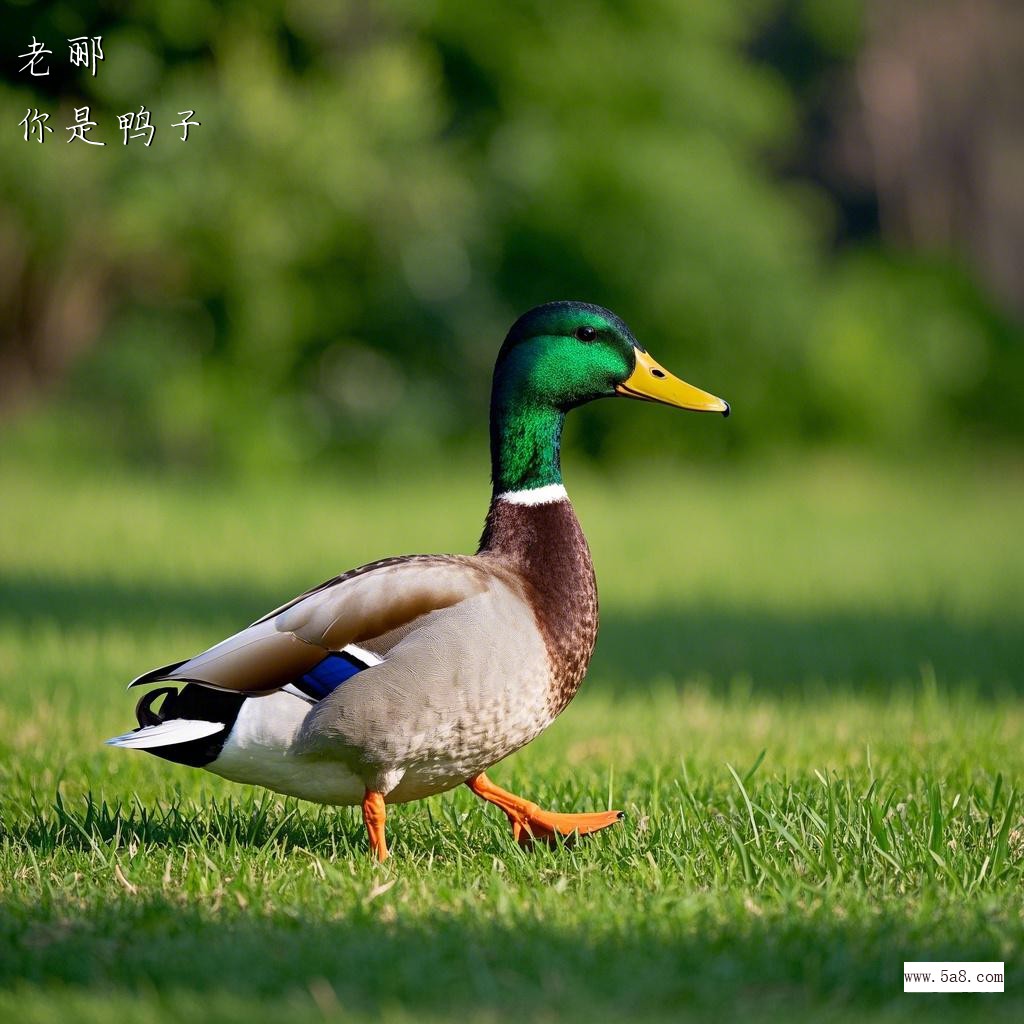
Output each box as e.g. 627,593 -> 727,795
490,301 -> 728,493
494,300 -> 728,416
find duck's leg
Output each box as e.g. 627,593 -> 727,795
362,790 -> 389,861
466,772 -> 623,846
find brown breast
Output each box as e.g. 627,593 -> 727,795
477,497 -> 598,716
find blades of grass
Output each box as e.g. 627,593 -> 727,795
970,854 -> 991,893
726,763 -> 761,850
756,804 -> 823,878
987,772 -> 1003,835
870,842 -> 905,874
928,781 -> 944,856
867,800 -> 889,854
742,749 -> 767,786
262,806 -> 298,851
747,846 -> 786,891
823,777 -> 837,875
728,824 -> 755,885
21,844 -> 49,899
927,848 -> 964,894
53,792 -> 110,863
990,786 -> 1018,879
679,782 -> 723,880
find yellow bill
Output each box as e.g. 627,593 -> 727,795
616,349 -> 729,416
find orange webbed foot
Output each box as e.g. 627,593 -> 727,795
466,772 -> 624,847
508,805 -> 625,845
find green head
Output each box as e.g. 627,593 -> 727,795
490,301 -> 728,494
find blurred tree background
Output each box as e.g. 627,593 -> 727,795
1,0 -> 1021,473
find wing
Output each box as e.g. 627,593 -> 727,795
129,555 -> 489,694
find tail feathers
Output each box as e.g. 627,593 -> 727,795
105,719 -> 224,749
127,660 -> 188,690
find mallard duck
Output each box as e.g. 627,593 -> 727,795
107,301 -> 728,859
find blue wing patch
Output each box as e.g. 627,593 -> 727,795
294,650 -> 368,701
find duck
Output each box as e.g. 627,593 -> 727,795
107,301 -> 728,860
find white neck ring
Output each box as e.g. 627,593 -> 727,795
496,483 -> 569,506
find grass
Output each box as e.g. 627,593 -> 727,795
1,452 -> 1023,1022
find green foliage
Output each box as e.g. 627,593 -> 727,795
1,457 -> 1023,1021
1,1 -> 1021,470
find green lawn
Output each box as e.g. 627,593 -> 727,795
1,454 -> 1022,1022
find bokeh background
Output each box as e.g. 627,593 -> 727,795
3,0 -> 1022,471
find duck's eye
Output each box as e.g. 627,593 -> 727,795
576,326 -> 597,342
